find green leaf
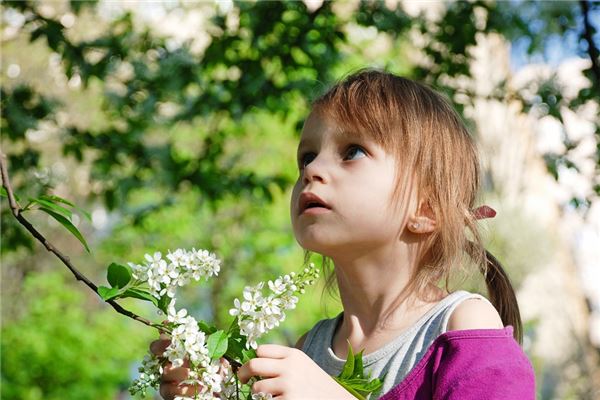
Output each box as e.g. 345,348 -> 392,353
352,350 -> 364,379
339,341 -> 355,380
199,320 -> 218,335
207,330 -> 228,359
157,295 -> 170,314
107,262 -> 132,289
241,348 -> 256,364
227,317 -> 240,334
361,378 -> 384,393
30,197 -> 73,218
98,285 -> 120,301
40,194 -> 92,221
0,187 -> 20,201
333,377 -> 366,400
38,206 -> 90,252
39,193 -> 75,207
224,337 -> 245,361
120,288 -> 158,306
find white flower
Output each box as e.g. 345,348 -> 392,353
167,248 -> 190,266
261,295 -> 281,315
267,279 -> 285,294
145,251 -> 162,264
230,263 -> 319,348
241,285 -> 264,313
229,298 -> 243,316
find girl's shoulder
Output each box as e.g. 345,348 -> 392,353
446,295 -> 504,331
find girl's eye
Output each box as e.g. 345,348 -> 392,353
299,152 -> 316,169
344,145 -> 367,160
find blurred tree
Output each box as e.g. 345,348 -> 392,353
3,1 -> 596,251
0,270 -> 153,400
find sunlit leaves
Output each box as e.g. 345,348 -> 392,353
207,330 -> 229,359
333,342 -> 384,400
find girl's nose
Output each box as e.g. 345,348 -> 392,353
302,157 -> 329,185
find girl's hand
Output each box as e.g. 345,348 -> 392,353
237,344 -> 356,400
150,333 -> 201,400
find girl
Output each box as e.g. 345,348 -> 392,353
153,70 -> 535,399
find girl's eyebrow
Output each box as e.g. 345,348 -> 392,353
297,137 -> 319,152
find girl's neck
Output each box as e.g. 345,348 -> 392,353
329,246 -> 447,350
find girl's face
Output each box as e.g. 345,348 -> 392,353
290,112 -> 409,257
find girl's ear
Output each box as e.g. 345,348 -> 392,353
406,200 -> 436,234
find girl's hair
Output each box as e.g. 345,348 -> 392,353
305,69 -> 523,344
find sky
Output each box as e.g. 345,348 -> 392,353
510,1 -> 600,71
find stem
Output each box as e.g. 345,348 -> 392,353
580,1 -> 600,86
0,153 -> 167,334
1,153 -> 244,369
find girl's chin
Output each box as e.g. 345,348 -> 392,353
296,237 -> 343,258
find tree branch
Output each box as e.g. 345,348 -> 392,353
0,153 -> 165,333
580,0 -> 600,86
1,153 -> 242,368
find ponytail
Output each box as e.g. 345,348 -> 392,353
466,241 -> 523,344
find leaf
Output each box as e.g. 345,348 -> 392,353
40,194 -> 92,221
158,295 -> 170,314
227,317 -> 240,335
30,197 -> 73,218
107,262 -> 132,289
241,348 -> 256,364
120,288 -> 158,306
207,330 -> 228,359
361,378 -> 384,393
338,340 -> 355,380
39,193 -> 75,207
38,206 -> 90,252
352,350 -> 364,379
198,320 -> 218,335
333,377 -> 366,400
224,337 -> 245,361
0,187 -> 20,201
98,285 -> 120,301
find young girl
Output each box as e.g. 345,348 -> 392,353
153,70 -> 535,399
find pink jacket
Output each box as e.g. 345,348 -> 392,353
379,326 -> 535,400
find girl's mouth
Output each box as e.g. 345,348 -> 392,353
299,192 -> 331,215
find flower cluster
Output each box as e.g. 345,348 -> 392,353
229,263 -> 320,349
126,246 -> 320,400
165,300 -> 210,368
129,353 -> 162,398
129,248 -> 220,299
133,300 -> 227,400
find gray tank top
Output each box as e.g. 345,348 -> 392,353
301,290 -> 490,398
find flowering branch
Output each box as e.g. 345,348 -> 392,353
0,153 -> 163,332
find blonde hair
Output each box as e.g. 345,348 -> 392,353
305,69 -> 522,343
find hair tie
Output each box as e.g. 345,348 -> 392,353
472,205 -> 496,220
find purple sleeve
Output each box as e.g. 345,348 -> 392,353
431,328 -> 536,400
379,327 -> 536,400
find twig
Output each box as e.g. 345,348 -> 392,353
580,1 -> 600,86
0,153 -> 243,368
0,153 -> 165,333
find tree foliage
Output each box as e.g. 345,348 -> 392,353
1,271 -> 153,400
2,1 -> 598,251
